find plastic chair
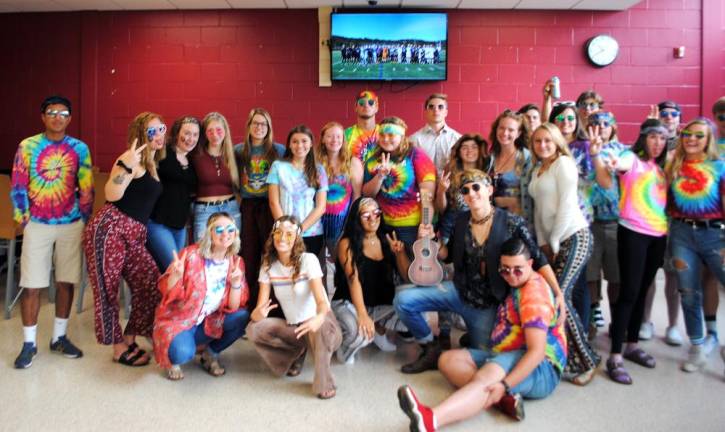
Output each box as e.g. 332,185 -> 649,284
1,175 -> 23,319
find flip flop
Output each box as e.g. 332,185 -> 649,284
624,348 -> 656,368
113,343 -> 150,367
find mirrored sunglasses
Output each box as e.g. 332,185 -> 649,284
555,114 -> 577,123
357,98 -> 376,107
498,266 -> 525,277
213,224 -> 237,235
659,110 -> 680,119
680,130 -> 705,139
146,124 -> 167,140
45,109 -> 70,119
360,209 -> 382,221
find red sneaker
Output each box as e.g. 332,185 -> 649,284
397,385 -> 436,432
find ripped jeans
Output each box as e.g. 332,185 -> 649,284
670,220 -> 725,345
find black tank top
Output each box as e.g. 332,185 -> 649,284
333,252 -> 396,307
113,171 -> 162,224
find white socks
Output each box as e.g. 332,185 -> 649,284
23,325 -> 37,346
52,317 -> 69,344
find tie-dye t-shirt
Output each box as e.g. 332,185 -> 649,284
590,141 -> 627,221
11,133 -> 93,226
345,124 -> 379,163
668,158 -> 725,220
363,147 -> 436,227
490,272 -> 567,373
267,161 -> 328,237
234,142 -> 285,199
617,150 -> 667,237
322,173 -> 354,242
568,139 -> 595,223
719,136 -> 725,159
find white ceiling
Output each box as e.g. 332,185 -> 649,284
0,0 -> 642,13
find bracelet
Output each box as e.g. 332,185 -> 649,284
500,379 -> 511,395
231,284 -> 242,290
116,160 -> 132,174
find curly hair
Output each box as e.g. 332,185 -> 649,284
127,111 -> 165,180
197,212 -> 241,259
338,197 -> 396,285
370,116 -> 412,160
261,215 -> 307,282
444,134 -> 488,202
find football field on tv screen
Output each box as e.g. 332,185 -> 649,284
331,51 -> 446,81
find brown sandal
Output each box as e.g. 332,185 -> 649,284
287,349 -> 307,377
200,351 -> 225,377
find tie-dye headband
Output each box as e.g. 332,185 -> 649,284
589,111 -> 615,124
357,90 -> 378,102
380,123 -> 406,137
640,125 -> 668,136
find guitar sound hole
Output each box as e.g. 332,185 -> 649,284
422,249 -> 430,257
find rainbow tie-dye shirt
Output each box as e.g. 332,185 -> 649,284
617,151 -> 667,237
11,133 -> 93,226
489,272 -> 567,373
668,158 -> 724,220
345,124 -> 379,163
322,173 -> 353,242
363,147 -> 436,227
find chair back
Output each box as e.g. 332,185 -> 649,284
0,175 -> 18,240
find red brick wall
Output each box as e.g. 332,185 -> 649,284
0,0 -> 716,170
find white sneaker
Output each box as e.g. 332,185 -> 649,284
664,326 -> 684,346
373,332 -> 397,352
639,322 -> 654,341
703,334 -> 719,356
681,344 -> 706,373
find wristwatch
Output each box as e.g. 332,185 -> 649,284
116,160 -> 132,174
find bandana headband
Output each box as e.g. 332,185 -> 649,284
640,125 -> 668,136
380,124 -> 406,137
357,90 -> 378,102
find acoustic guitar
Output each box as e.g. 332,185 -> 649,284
408,192 -> 444,286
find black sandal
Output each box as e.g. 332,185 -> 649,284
286,349 -> 307,377
114,342 -> 150,367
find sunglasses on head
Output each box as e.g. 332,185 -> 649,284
578,102 -> 600,110
357,98 -> 376,107
427,103 -> 446,111
659,110 -> 680,119
498,265 -> 525,277
146,124 -> 167,141
680,130 -> 706,139
273,230 -> 296,242
360,208 -> 382,221
213,224 -> 237,235
555,114 -> 577,123
45,109 -> 70,119
460,183 -> 483,195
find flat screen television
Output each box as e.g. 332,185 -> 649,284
330,12 -> 448,81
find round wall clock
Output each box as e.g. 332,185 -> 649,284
585,35 -> 619,67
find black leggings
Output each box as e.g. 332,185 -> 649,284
610,225 -> 666,354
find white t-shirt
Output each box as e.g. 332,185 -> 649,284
198,258 -> 229,325
258,253 -> 326,325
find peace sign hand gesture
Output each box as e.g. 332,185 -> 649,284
438,170 -> 451,192
587,125 -> 604,157
230,263 -> 244,288
118,138 -> 147,171
255,299 -> 278,320
385,231 -> 405,255
377,152 -> 392,178
166,249 -> 187,287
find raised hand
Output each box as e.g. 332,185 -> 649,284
587,125 -> 603,156
542,78 -> 554,99
377,152 -> 392,178
647,104 -> 659,120
118,138 -> 147,171
385,231 -> 405,255
230,262 -> 244,288
169,249 -> 186,279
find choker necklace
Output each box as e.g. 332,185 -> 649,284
470,210 -> 493,225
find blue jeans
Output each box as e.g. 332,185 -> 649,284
468,349 -> 560,399
393,281 -> 496,349
146,219 -> 187,272
670,220 -> 725,345
192,200 -> 241,242
167,309 -> 249,366
572,267 -> 591,334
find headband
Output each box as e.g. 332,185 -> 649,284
589,111 -> 615,124
357,90 -> 378,102
272,219 -> 301,234
380,123 -> 406,137
640,125 -> 668,136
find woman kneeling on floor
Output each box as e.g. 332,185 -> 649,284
398,238 -> 566,431
247,216 -> 342,399
153,211 -> 250,380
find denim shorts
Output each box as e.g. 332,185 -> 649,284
468,348 -> 561,399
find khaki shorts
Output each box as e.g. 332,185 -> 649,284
586,220 -> 620,284
20,220 -> 84,288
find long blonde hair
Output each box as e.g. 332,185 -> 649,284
530,123 -> 572,165
261,216 -> 307,282
127,112 -> 164,180
665,118 -> 719,183
197,212 -> 241,259
317,121 -> 351,179
199,112 -> 240,189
